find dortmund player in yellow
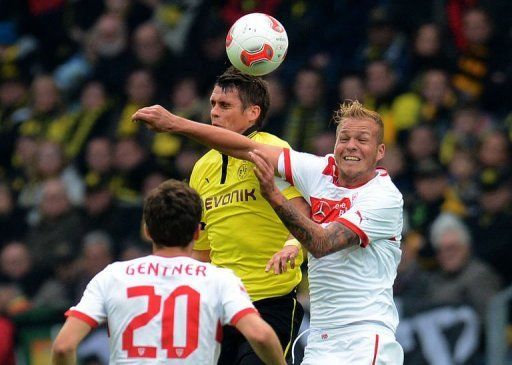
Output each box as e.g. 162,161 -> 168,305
137,67 -> 307,365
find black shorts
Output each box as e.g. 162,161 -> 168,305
217,290 -> 304,365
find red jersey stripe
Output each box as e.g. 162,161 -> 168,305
65,310 -> 99,328
337,217 -> 370,247
283,148 -> 294,186
230,308 -> 259,326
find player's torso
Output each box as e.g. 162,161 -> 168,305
190,133 -> 301,300
104,257 -> 224,364
303,164 -> 401,330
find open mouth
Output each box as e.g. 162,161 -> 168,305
343,156 -> 361,161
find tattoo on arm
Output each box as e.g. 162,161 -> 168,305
272,199 -> 360,258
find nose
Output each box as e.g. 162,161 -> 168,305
346,138 -> 358,150
211,104 -> 219,118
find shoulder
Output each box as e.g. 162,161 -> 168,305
253,132 -> 291,147
374,168 -> 403,201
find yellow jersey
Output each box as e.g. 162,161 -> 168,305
190,130 -> 304,301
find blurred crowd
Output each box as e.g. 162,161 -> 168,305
0,0 -> 511,363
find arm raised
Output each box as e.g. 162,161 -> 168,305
250,150 -> 360,258
133,105 -> 282,168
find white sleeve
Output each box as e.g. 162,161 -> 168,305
66,266 -> 110,327
277,148 -> 326,201
336,188 -> 403,247
219,270 -> 257,326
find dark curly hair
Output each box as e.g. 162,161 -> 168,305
143,180 -> 202,248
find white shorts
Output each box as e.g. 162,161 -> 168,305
301,324 -> 403,365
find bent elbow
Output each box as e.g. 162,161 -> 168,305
52,340 -> 76,358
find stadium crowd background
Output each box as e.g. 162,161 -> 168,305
0,0 -> 511,364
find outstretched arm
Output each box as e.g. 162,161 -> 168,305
52,317 -> 92,365
250,150 -> 360,258
133,105 -> 282,168
236,313 -> 286,365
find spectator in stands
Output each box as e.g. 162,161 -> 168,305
393,231 -> 430,317
452,7 -> 511,113
25,178 -> 83,270
131,22 -> 182,100
110,68 -> 158,140
354,7 -> 408,84
467,170 -> 512,283
392,69 -> 457,137
338,73 -> 366,104
406,159 -> 463,266
0,183 -> 26,247
426,213 -> 502,322
18,140 -> 84,208
89,13 -> 131,94
48,80 -> 113,162
82,136 -> 113,183
364,60 -> 401,144
75,231 -> 114,300
0,76 -> 29,172
407,23 -> 454,84
111,136 -> 154,205
82,178 -> 141,251
14,75 -> 64,141
32,253 -> 77,310
152,76 -> 206,172
282,67 -> 329,152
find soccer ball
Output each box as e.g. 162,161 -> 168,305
226,13 -> 288,76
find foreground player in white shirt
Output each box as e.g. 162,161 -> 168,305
51,180 -> 286,365
133,100 -> 404,364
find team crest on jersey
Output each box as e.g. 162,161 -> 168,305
310,197 -> 351,223
237,163 -> 249,180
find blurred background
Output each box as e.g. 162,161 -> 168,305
0,0 -> 511,364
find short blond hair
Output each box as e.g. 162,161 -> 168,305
333,100 -> 384,144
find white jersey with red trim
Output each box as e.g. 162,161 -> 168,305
66,255 -> 256,364
278,149 -> 403,332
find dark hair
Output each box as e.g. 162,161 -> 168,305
215,66 -> 270,128
143,180 -> 202,248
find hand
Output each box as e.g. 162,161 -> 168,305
132,105 -> 180,133
249,149 -> 283,206
265,245 -> 300,274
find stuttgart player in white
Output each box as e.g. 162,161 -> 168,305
52,180 -> 286,365
132,99 -> 405,364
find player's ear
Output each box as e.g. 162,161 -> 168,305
246,104 -> 261,124
377,143 -> 385,161
142,223 -> 152,242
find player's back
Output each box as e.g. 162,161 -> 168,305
69,255 -> 255,364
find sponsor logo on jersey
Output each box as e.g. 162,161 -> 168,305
204,189 -> 256,210
237,163 -> 249,180
310,197 -> 351,223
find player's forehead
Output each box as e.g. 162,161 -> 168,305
210,85 -> 241,103
338,118 -> 378,135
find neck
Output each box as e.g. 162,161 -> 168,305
338,170 -> 376,188
152,245 -> 193,258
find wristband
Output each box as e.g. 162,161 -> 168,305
284,238 -> 301,248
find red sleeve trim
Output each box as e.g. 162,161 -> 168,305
65,310 -> 99,328
336,217 -> 370,247
283,148 -> 294,186
230,308 -> 259,326
372,334 -> 380,365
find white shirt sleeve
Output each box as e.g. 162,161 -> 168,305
67,266 -> 110,326
218,270 -> 257,326
277,148 -> 326,201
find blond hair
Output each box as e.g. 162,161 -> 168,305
333,100 -> 384,144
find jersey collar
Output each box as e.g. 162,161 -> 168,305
242,124 -> 259,139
